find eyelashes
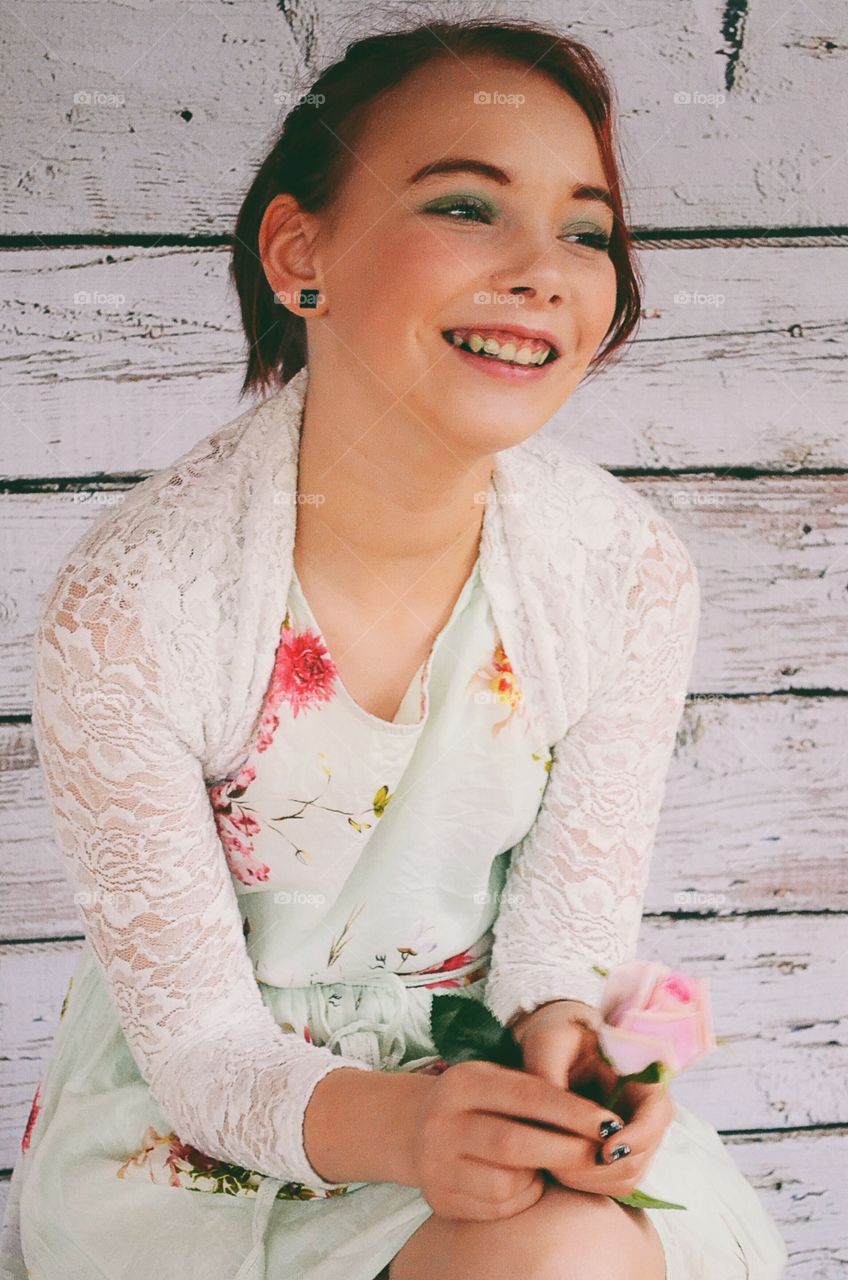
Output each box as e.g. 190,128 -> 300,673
423,197 -> 612,252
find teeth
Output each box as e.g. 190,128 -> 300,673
449,330 -> 552,366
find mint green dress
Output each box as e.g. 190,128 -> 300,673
5,553 -> 557,1279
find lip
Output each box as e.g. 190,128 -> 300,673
442,334 -> 558,382
441,323 -> 562,358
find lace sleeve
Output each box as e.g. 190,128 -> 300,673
484,513 -> 701,1029
30,557 -> 372,1190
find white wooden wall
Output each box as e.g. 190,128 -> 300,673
1,1 -> 846,1273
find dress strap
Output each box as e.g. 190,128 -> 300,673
237,948 -> 492,1276
235,1172 -> 287,1280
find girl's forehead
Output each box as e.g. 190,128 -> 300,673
346,73 -> 605,193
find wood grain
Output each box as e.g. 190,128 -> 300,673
1,693 -> 845,940
1,243 -> 845,476
2,916 -> 846,1162
2,2 -> 846,234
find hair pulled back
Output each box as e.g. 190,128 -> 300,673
230,16 -> 643,399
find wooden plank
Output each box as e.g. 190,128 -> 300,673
0,247 -> 246,478
2,2 -> 846,234
1,244 -> 845,476
1,694 -> 844,940
2,476 -> 846,713
650,695 -> 848,914
727,1128 -> 848,1277
0,943 -> 80,1170
637,477 -> 848,695
0,1129 -> 843,1274
1,917 -> 846,1166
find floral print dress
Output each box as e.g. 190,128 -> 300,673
206,554 -> 552,993
7,551 -> 555,1280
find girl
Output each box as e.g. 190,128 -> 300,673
2,17 -> 788,1280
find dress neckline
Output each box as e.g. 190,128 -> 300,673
288,555 -> 481,730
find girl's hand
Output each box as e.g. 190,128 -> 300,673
511,1000 -> 675,1198
407,1056 -> 636,1222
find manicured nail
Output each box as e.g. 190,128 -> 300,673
596,1141 -> 631,1166
599,1118 -> 624,1140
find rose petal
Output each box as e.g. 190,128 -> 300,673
599,961 -> 670,1025
597,1023 -> 680,1077
658,972 -> 697,1004
618,1009 -> 702,1072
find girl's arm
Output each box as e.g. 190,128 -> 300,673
484,512 -> 701,1029
30,555 -> 373,1190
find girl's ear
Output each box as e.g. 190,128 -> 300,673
258,194 -> 325,315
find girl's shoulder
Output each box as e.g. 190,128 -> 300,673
501,428 -> 696,587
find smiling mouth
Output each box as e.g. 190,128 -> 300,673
440,329 -> 560,366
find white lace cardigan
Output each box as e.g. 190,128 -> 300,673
29,363 -> 700,1189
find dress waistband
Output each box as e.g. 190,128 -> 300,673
307,948 -> 491,992
235,940 -> 493,1278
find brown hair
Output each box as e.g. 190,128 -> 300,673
229,16 -> 643,400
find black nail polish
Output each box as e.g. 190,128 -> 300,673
610,1143 -> 631,1161
599,1118 -> 624,1140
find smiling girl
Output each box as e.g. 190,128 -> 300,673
3,16 -> 788,1280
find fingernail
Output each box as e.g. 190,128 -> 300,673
599,1118 -> 624,1140
596,1142 -> 631,1166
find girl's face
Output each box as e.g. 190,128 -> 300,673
290,53 -> 619,456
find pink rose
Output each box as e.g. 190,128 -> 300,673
597,960 -> 716,1079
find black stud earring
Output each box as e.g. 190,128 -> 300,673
299,289 -> 319,309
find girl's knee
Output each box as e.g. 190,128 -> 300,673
527,1184 -> 667,1280
388,1182 -> 666,1280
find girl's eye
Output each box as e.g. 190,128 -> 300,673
426,197 -> 493,223
424,200 -> 611,252
564,230 -> 612,252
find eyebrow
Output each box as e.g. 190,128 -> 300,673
406,157 -> 615,213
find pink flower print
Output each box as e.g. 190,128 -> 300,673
412,1058 -> 451,1076
267,617 -> 339,720
208,763 -> 271,886
165,1136 -> 219,1180
255,705 -> 281,754
20,1083 -> 41,1153
417,938 -> 491,990
117,1126 -> 217,1188
467,641 -> 527,736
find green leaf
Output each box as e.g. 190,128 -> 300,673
613,1189 -> 688,1211
621,1061 -> 670,1086
429,993 -> 523,1069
